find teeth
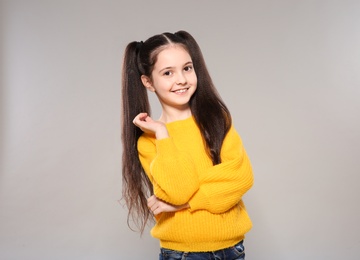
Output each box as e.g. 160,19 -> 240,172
175,89 -> 187,93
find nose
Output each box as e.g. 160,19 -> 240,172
176,72 -> 187,85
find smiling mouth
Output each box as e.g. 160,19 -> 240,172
173,88 -> 189,94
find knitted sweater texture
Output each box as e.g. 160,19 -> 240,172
138,116 -> 253,252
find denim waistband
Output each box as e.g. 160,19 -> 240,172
160,240 -> 245,259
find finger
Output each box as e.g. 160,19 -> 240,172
133,113 -> 148,124
147,195 -> 156,204
143,115 -> 153,122
147,202 -> 154,210
147,200 -> 155,209
138,113 -> 149,122
147,195 -> 157,209
150,202 -> 159,214
152,205 -> 161,215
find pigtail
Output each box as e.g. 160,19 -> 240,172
121,42 -> 153,233
175,31 -> 232,165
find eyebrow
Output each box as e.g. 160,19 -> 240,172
158,61 -> 193,73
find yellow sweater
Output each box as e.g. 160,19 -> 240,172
138,116 -> 253,252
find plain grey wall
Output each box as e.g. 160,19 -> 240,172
1,0 -> 359,259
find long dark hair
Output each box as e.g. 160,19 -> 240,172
121,31 -> 231,233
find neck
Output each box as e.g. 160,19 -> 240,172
159,106 -> 192,124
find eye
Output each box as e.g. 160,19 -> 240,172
163,71 -> 172,76
184,65 -> 193,72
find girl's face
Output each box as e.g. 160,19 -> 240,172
141,45 -> 197,112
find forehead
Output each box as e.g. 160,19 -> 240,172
154,45 -> 192,68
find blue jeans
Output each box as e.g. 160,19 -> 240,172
159,240 -> 245,260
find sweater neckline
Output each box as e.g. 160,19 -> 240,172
165,116 -> 195,127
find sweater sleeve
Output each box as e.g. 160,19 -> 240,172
138,134 -> 199,205
188,126 -> 254,213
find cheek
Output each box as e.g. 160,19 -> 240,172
152,78 -> 171,91
192,74 -> 198,86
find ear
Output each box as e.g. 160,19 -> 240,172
141,75 -> 156,92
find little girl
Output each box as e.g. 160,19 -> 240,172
121,30 -> 254,260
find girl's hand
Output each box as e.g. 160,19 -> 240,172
133,113 -> 169,139
147,195 -> 189,215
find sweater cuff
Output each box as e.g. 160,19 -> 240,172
188,189 -> 210,212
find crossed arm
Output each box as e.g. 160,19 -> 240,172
134,113 -> 253,216
147,195 -> 189,215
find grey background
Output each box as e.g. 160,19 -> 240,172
1,0 -> 359,259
